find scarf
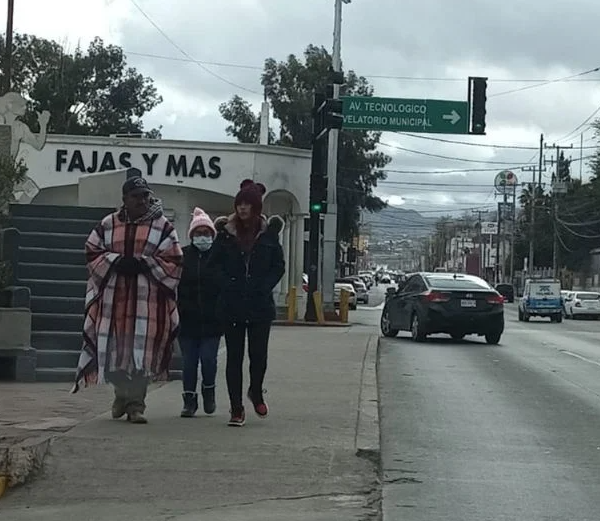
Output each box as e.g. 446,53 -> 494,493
118,197 -> 164,224
235,215 -> 261,253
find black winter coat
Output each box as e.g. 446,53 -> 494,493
208,214 -> 286,324
177,244 -> 222,338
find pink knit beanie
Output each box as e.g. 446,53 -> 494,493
188,207 -> 216,238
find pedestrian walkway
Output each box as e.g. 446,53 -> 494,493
1,326 -> 381,521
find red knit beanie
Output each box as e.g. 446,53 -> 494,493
234,179 -> 266,215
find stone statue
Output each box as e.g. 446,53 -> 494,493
0,92 -> 49,203
0,92 -> 50,159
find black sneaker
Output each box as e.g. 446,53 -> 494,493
201,385 -> 216,415
247,388 -> 269,418
180,392 -> 198,418
228,407 -> 246,427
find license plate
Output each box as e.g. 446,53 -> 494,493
461,299 -> 477,308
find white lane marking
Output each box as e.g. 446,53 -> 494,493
560,350 -> 600,368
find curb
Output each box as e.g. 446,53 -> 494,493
0,435 -> 52,498
355,335 -> 380,457
273,320 -> 350,327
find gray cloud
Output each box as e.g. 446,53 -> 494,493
107,0 -> 600,212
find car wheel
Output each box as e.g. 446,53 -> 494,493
485,330 -> 502,345
450,332 -> 465,341
350,303 -> 357,311
380,307 -> 399,338
411,313 -> 427,342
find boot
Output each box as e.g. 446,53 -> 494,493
111,397 -> 127,419
127,411 -> 148,424
181,392 -> 198,418
201,385 -> 216,415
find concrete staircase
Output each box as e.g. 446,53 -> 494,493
9,204 -> 182,382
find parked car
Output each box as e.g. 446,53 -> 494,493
301,274 -> 357,310
380,272 -> 504,344
334,282 -> 357,310
380,274 -> 392,284
358,271 -> 374,289
495,283 -> 515,303
338,277 -> 369,304
563,291 -> 600,319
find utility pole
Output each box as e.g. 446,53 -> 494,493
545,142 -> 573,279
321,0 -> 349,311
522,160 -> 546,276
3,0 -> 15,95
509,183 -> 517,283
472,210 -> 484,278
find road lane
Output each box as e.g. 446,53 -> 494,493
379,316 -> 600,521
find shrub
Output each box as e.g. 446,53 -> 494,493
0,154 -> 27,289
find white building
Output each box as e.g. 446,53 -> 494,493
15,134 -> 310,309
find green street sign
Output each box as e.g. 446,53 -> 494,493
341,96 -> 469,134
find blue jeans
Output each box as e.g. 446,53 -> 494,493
179,336 -> 221,393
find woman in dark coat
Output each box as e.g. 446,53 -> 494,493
209,179 -> 285,427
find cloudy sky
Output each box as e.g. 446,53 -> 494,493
5,0 -> 600,216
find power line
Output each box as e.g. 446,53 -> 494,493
489,66 -> 600,97
378,141 -> 535,165
127,0 -> 262,95
123,50 -> 600,86
554,104 -> 600,144
396,132 -> 596,151
379,180 -> 518,189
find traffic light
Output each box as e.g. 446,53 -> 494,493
469,76 -> 487,135
309,175 -> 328,214
314,87 -> 344,141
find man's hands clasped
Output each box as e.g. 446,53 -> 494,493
114,256 -> 150,276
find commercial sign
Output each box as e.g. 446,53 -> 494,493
481,221 -> 498,235
494,170 -> 518,195
55,149 -> 222,178
341,96 -> 469,134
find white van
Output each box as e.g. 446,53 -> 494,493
518,278 -> 562,322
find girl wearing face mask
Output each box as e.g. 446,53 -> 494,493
177,208 -> 222,417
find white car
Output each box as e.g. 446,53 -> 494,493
334,282 -> 357,310
564,291 -> 600,319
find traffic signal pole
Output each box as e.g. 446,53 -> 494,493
305,93 -> 327,322
305,89 -> 343,322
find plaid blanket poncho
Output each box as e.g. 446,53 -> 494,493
72,201 -> 183,392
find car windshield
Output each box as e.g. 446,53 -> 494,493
576,292 -> 600,300
425,275 -> 491,291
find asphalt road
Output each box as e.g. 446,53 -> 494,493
379,302 -> 600,521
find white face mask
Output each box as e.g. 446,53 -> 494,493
192,236 -> 213,252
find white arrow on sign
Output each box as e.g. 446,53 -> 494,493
442,110 -> 461,125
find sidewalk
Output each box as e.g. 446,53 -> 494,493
1,326 -> 381,521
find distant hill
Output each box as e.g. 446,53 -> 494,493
362,205 -> 437,240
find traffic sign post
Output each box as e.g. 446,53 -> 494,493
481,222 -> 498,235
341,96 -> 469,135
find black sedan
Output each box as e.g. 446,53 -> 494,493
380,272 -> 505,344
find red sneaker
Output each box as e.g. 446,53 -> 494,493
248,388 -> 269,418
228,407 -> 245,427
